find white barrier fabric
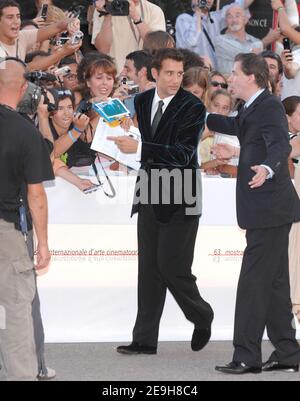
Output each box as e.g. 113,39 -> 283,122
40,176 -> 299,342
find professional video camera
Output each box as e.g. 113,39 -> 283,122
17,82 -> 42,115
24,71 -> 57,83
101,0 -> 130,16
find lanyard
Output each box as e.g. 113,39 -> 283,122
0,39 -> 19,59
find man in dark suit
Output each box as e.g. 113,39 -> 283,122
110,48 -> 214,355
207,53 -> 300,375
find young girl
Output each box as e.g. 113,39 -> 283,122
202,89 -> 239,177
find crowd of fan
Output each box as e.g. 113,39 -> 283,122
1,0 -> 300,187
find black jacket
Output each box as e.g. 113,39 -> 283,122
132,87 -> 206,223
207,89 -> 300,230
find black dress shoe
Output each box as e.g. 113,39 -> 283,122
116,342 -> 157,355
191,326 -> 211,351
262,361 -> 299,373
215,362 -> 262,375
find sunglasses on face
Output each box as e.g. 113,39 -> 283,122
211,81 -> 228,90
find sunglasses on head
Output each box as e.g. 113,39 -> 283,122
57,89 -> 73,96
211,81 -> 228,90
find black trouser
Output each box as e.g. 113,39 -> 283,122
132,205 -> 214,347
233,224 -> 300,368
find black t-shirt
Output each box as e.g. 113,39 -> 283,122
49,119 -> 96,168
0,105 -> 54,225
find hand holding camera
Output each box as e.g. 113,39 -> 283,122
37,92 -> 53,119
67,18 -> 81,36
95,0 -> 130,17
32,16 -> 48,29
61,38 -> 83,57
73,112 -> 90,133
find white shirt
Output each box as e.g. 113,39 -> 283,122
244,88 -> 265,108
151,90 -> 175,124
137,90 -> 175,159
215,32 -> 263,75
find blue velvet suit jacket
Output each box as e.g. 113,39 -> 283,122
132,87 -> 206,223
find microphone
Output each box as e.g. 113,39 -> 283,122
24,71 -> 57,82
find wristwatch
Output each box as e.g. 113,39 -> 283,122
98,10 -> 110,17
133,17 -> 143,25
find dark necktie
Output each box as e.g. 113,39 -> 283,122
151,100 -> 164,137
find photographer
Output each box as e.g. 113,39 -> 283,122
0,0 -> 80,63
121,50 -> 155,92
0,59 -> 53,381
92,0 -> 165,72
175,0 -> 253,69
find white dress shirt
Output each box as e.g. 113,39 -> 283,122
136,90 -> 175,160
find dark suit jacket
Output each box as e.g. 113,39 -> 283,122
132,87 -> 206,223
207,89 -> 300,230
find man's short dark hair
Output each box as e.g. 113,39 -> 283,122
126,50 -> 154,82
0,0 -> 20,18
235,53 -> 270,89
152,48 -> 184,72
261,50 -> 284,76
58,57 -> 77,68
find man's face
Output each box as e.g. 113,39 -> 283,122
264,57 -> 280,83
228,61 -> 253,101
63,64 -> 79,90
0,7 -> 21,40
226,7 -> 247,33
121,59 -> 139,84
152,59 -> 184,98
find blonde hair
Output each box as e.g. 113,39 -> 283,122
207,89 -> 233,112
45,5 -> 65,24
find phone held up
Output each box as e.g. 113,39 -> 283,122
40,4 -> 48,20
283,37 -> 291,52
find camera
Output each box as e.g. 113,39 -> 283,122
54,66 -> 71,77
198,0 -> 209,10
77,100 -> 93,114
166,20 -> 176,39
104,0 -> 129,16
71,31 -> 84,45
127,81 -> 139,96
17,82 -> 42,115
